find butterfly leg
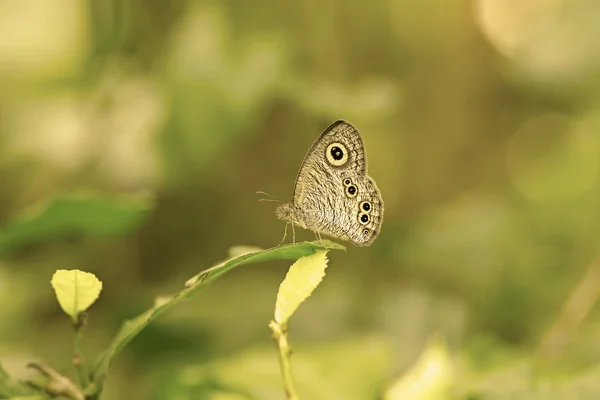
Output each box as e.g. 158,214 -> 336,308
291,222 -> 296,245
314,230 -> 328,250
276,223 -> 288,247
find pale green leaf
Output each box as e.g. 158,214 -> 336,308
51,269 -> 103,322
274,250 -> 329,324
385,336 -> 454,400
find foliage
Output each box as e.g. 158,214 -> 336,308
3,0 -> 600,399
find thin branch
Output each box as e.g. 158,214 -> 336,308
269,321 -> 300,400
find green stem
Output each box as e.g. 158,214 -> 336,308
269,321 -> 300,400
73,314 -> 89,389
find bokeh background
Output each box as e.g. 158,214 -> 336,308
2,0 -> 600,399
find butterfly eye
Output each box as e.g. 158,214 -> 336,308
346,184 -> 358,198
358,212 -> 370,225
326,142 -> 349,166
343,178 -> 352,186
359,201 -> 372,213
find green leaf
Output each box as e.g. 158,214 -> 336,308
51,269 -> 103,322
385,336 -> 454,400
185,240 -> 344,287
90,240 -> 345,394
274,250 -> 329,324
0,193 -> 153,255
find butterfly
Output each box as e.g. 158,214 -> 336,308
274,120 -> 383,246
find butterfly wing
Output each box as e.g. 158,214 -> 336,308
293,120 -> 366,205
349,176 -> 384,246
292,120 -> 383,246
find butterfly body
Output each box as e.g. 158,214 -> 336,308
276,120 -> 383,246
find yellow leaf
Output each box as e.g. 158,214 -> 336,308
385,336 -> 453,400
274,250 -> 328,324
51,269 -> 103,322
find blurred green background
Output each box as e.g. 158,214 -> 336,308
2,0 -> 600,399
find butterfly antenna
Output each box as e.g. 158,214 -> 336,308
256,191 -> 278,199
256,191 -> 280,203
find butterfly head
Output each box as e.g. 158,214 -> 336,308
275,203 -> 295,223
275,202 -> 309,229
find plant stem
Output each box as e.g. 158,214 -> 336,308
73,314 -> 89,389
269,320 -> 300,400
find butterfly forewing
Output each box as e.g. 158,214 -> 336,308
293,120 -> 366,206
